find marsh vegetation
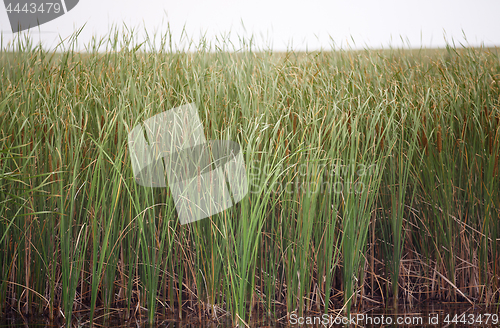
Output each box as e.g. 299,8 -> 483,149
1,31 -> 499,326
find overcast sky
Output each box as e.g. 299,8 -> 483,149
1,0 -> 500,51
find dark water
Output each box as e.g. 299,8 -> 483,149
1,304 -> 499,327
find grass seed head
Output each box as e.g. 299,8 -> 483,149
494,154 -> 499,177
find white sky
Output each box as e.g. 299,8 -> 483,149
1,0 -> 500,51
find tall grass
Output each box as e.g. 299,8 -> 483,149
0,29 -> 499,326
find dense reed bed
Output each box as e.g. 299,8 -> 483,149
1,31 -> 499,326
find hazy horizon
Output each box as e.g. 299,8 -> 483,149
1,0 -> 500,52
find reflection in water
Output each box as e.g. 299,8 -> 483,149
1,304 -> 499,327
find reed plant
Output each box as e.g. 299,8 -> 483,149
0,29 -> 499,326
